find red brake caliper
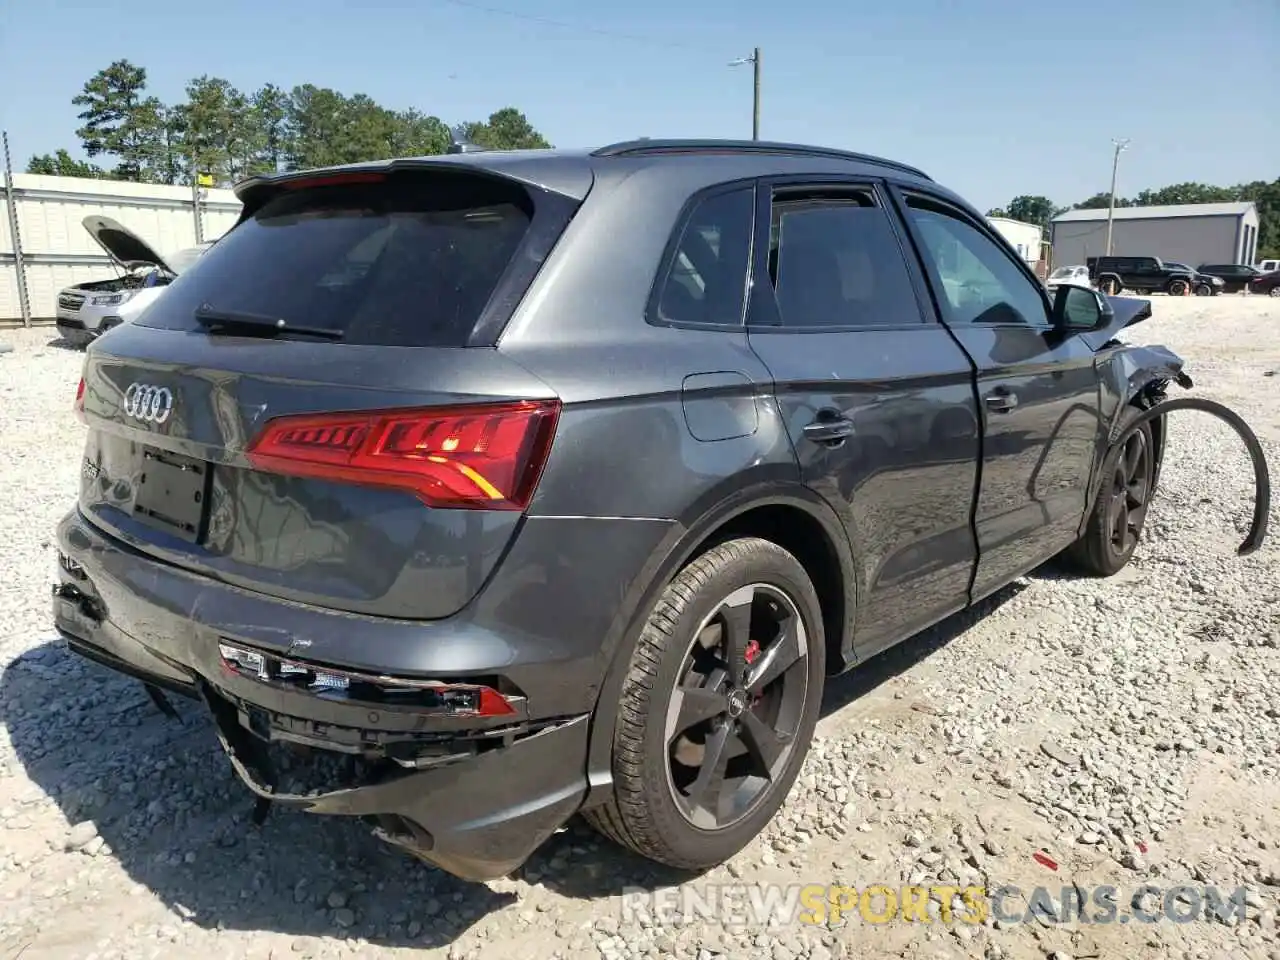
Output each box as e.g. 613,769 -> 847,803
744,639 -> 762,704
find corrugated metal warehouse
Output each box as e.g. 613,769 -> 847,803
2,174 -> 241,324
1050,201 -> 1259,269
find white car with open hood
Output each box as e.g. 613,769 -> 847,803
54,216 -> 212,346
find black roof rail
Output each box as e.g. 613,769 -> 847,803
591,138 -> 931,181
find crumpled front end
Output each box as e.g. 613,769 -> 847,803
1100,340 -> 1270,556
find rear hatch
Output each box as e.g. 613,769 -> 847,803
75,164 -> 582,620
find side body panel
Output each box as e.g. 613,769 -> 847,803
739,178 -> 981,654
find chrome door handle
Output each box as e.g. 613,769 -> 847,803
984,391 -> 1019,413
803,417 -> 855,444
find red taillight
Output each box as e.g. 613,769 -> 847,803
245,400 -> 561,510
74,377 -> 86,422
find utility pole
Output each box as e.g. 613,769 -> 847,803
729,48 -> 762,140
2,130 -> 31,328
1104,138 -> 1130,257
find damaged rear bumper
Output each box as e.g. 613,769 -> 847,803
203,683 -> 590,882
51,512 -> 591,882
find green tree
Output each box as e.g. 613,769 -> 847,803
1005,195 -> 1060,233
73,60 -> 166,181
60,62 -> 553,178
463,107 -> 551,150
339,93 -> 400,165
1073,192 -> 1134,210
180,76 -> 254,185
1133,182 -> 1237,206
153,105 -> 187,185
1236,178 -> 1280,259
26,149 -> 107,178
390,108 -> 451,157
248,84 -> 291,175
284,84 -> 351,170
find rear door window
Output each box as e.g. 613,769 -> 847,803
135,171 -> 539,347
767,189 -> 922,328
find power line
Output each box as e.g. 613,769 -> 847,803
426,0 -> 712,52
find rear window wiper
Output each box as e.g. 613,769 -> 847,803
193,304 -> 345,341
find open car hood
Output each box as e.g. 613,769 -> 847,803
82,215 -> 174,273
1080,295 -> 1154,352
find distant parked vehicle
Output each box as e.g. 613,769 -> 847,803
54,216 -> 212,347
1087,256 -> 1211,296
1162,262 -> 1224,296
1256,258 -> 1279,275
1249,270 -> 1280,297
1197,263 -> 1263,293
1045,265 -> 1091,292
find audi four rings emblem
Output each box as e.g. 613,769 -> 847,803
123,383 -> 174,424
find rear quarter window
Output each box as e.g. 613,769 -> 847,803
651,186 -> 755,327
135,171 -> 538,347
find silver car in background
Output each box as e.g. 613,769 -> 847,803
54,215 -> 212,346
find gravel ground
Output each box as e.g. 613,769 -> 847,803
1,295 -> 1278,960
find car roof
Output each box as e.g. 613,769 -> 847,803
233,139 -> 937,210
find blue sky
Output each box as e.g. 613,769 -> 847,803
1,0 -> 1276,212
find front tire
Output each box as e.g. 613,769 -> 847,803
1063,408 -> 1158,576
1194,282 -> 1213,296
585,537 -> 826,871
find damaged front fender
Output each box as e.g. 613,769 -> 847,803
1094,340 -> 1268,555
1118,395 -> 1270,556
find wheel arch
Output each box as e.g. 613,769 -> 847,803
581,483 -> 857,807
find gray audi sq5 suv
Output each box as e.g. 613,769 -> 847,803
53,139 -> 1263,883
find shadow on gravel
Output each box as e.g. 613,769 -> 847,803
819,579 -> 1027,714
1,583 -> 1027,942
44,337 -> 84,352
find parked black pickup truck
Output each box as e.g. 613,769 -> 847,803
1086,256 -> 1218,296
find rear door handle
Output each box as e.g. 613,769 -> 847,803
984,390 -> 1019,413
803,416 -> 856,444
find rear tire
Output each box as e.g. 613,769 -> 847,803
1063,407 -> 1158,576
1098,275 -> 1121,295
585,537 -> 826,871
1269,286 -> 1280,298
1168,279 -> 1189,296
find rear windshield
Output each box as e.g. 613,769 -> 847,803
135,172 -> 534,346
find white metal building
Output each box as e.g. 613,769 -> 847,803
986,216 -> 1043,266
1050,202 -> 1259,269
1,174 -> 242,324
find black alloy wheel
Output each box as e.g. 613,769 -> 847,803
664,582 -> 810,830
1107,426 -> 1154,558
585,537 -> 826,871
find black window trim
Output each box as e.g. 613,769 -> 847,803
643,177 -> 759,332
887,185 -> 1054,331
746,175 -> 936,335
